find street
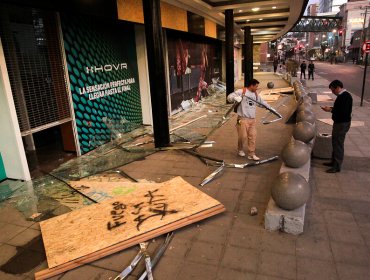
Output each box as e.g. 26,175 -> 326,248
313,61 -> 370,103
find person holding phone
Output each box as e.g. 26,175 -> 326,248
321,80 -> 353,173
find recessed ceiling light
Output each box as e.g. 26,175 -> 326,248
252,7 -> 260,12
259,18 -> 263,21
272,6 -> 277,9
246,19 -> 250,22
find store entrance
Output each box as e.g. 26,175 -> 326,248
24,123 -> 76,179
0,4 -> 78,179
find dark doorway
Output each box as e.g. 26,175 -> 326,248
25,124 -> 76,179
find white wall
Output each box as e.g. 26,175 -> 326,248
0,38 -> 31,181
135,25 -> 153,127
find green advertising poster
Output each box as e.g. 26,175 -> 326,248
61,14 -> 142,154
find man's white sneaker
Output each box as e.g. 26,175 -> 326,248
248,155 -> 260,161
238,151 -> 246,157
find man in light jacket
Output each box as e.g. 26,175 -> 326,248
227,79 -> 272,160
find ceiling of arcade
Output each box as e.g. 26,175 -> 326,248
163,0 -> 309,43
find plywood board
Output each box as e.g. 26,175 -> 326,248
68,179 -> 154,202
318,119 -> 364,127
40,177 -> 225,270
317,95 -> 333,102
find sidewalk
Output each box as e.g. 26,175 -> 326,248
1,72 -> 370,280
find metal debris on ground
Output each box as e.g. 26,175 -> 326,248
113,242 -> 148,280
200,161 -> 225,187
250,207 -> 258,216
138,232 -> 174,280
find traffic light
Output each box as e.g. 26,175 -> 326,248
338,29 -> 343,36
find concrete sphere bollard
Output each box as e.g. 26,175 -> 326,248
302,95 -> 312,104
281,140 -> 310,168
296,109 -> 316,124
293,121 -> 315,143
297,102 -> 312,112
271,172 -> 310,210
267,82 -> 274,89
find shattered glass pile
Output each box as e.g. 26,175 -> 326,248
0,86 -> 233,220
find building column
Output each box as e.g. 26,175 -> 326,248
225,9 -> 234,97
244,26 -> 253,86
142,0 -> 170,148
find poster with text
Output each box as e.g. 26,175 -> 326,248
61,14 -> 142,154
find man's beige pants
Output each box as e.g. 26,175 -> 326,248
237,118 -> 256,156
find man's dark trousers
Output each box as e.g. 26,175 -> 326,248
332,122 -> 350,170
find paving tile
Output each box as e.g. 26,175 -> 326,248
349,201 -> 370,215
200,211 -> 235,228
6,228 -> 41,247
176,262 -> 218,280
258,251 -> 296,280
0,223 -> 27,243
221,246 -> 259,273
173,223 -> 200,240
241,191 -> 270,204
233,213 -> 265,230
302,221 -> 330,240
336,263 -> 370,280
217,267 -> 256,280
260,231 -> 296,255
331,241 -> 370,266
297,258 -> 338,280
296,236 -> 333,261
327,223 -> 365,245
237,198 -> 266,215
196,224 -> 228,244
0,244 -> 18,266
323,210 -> 357,226
152,256 -> 183,279
0,247 -> 45,276
358,226 -> 370,247
164,236 -> 191,259
353,212 -> 370,228
0,271 -> 27,280
186,241 -> 223,265
228,226 -> 262,249
255,275 -> 290,280
0,206 -> 34,228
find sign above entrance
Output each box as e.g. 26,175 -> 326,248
362,40 -> 370,53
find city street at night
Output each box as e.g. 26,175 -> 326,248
313,61 -> 370,104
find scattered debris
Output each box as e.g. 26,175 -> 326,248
200,162 -> 225,187
250,207 -> 258,216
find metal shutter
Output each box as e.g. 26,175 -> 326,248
0,4 -> 71,135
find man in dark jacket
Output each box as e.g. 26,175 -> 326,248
308,61 -> 315,80
321,80 -> 353,173
300,61 -> 307,79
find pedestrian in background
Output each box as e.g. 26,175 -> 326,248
321,80 -> 353,173
300,60 -> 307,79
227,79 -> 273,160
273,58 -> 278,73
308,60 -> 315,80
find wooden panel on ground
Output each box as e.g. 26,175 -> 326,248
68,179 -> 153,202
36,177 -> 225,279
